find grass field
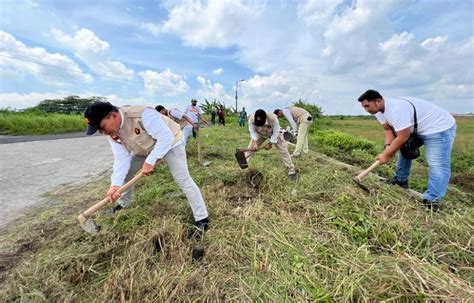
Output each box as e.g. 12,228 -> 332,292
0,110 -> 86,135
321,116 -> 474,193
0,119 -> 472,301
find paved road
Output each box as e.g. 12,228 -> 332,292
0,135 -> 113,230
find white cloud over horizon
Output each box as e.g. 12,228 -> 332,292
0,0 -> 472,114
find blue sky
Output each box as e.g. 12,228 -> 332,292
0,0 -> 473,114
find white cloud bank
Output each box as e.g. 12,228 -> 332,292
0,30 -> 93,87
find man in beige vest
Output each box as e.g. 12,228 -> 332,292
246,109 -> 297,180
273,107 -> 313,158
84,101 -> 209,232
155,105 -> 196,144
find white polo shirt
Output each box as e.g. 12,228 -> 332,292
375,97 -> 455,135
184,105 -> 202,123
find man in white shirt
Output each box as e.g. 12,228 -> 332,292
246,109 -> 297,180
273,107 -> 313,157
84,101 -> 209,233
184,99 -> 209,139
358,90 -> 456,211
155,105 -> 196,144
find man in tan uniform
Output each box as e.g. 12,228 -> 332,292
273,107 -> 313,158
84,101 -> 209,233
155,105 -> 197,144
246,109 -> 297,180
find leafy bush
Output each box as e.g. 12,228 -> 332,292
316,130 -> 376,154
292,99 -> 323,118
200,98 -> 235,115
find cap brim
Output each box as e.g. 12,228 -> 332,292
86,124 -> 99,135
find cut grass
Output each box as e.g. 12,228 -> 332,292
0,122 -> 473,301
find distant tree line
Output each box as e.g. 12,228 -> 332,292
199,98 -> 324,117
26,96 -> 106,115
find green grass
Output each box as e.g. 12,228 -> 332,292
322,116 -> 474,194
0,122 -> 472,301
0,109 -> 87,135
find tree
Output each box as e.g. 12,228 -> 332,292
200,99 -> 236,116
28,96 -> 106,114
292,99 -> 323,118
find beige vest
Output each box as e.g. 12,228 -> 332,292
169,108 -> 191,129
119,106 -> 183,156
249,112 -> 278,138
290,107 -> 311,123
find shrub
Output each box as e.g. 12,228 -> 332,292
315,130 -> 376,154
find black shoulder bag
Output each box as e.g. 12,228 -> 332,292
399,99 -> 421,160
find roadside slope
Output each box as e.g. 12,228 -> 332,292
0,125 -> 472,301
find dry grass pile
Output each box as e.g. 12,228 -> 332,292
0,125 -> 472,301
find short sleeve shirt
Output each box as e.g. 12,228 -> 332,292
185,105 -> 202,123
375,97 -> 455,135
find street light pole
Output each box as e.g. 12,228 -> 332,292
235,79 -> 245,114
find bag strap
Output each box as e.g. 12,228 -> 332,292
398,98 -> 418,135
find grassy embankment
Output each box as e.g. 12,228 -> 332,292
321,116 -> 474,193
0,109 -> 86,135
0,117 -> 472,301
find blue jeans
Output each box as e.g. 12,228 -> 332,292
395,124 -> 456,202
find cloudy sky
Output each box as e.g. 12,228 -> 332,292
0,0 -> 473,114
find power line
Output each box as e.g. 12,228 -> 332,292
0,53 -> 144,84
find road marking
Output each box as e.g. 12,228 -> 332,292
32,158 -> 63,166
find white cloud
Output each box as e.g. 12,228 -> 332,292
421,36 -> 447,51
0,30 -> 93,87
196,76 -> 232,105
0,92 -> 77,109
140,22 -> 161,36
139,68 -> 189,95
212,68 -> 223,75
161,0 -> 261,48
51,28 -> 134,80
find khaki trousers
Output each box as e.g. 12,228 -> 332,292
244,134 -> 296,175
293,120 -> 313,156
117,144 -> 208,221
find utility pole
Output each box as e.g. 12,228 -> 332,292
235,79 -> 245,114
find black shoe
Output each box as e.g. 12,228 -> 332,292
288,173 -> 298,181
189,218 -> 209,239
384,177 -> 409,189
423,199 -> 441,212
113,204 -> 124,213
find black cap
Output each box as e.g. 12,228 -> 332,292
84,101 -> 115,135
254,109 -> 267,126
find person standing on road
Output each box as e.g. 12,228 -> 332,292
246,109 -> 297,180
358,89 -> 456,212
84,101 -> 209,232
155,105 -> 197,145
239,107 -> 248,127
185,99 -> 209,138
273,107 -> 313,158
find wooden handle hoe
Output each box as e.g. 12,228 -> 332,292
353,160 -> 380,192
77,172 -> 143,234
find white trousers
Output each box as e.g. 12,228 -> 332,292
117,143 -> 208,221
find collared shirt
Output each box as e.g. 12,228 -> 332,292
249,117 -> 281,144
282,108 -> 298,131
184,105 -> 202,123
107,108 -> 183,186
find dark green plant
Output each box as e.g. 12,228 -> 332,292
292,99 -> 323,118
200,98 -> 236,115
28,96 -> 106,115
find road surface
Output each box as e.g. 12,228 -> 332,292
0,134 -> 113,229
